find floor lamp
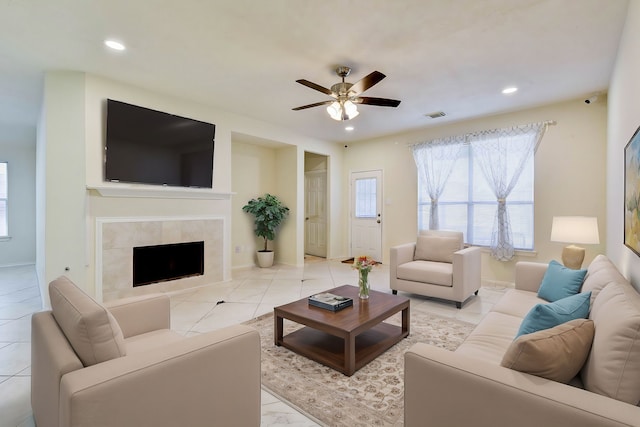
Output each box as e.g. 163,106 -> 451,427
550,216 -> 600,270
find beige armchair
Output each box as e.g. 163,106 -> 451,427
31,276 -> 261,427
390,230 -> 481,308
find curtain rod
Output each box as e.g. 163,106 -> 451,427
407,120 -> 557,147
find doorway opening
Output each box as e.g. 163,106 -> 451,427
304,152 -> 328,259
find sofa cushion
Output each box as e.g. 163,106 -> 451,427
456,312 -> 523,365
501,318 -> 594,383
397,260 -> 453,287
582,282 -> 640,405
414,235 -> 461,263
582,254 -> 630,305
49,276 -> 126,366
516,292 -> 591,338
491,289 -> 547,319
537,260 -> 587,302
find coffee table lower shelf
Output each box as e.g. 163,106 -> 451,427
278,322 -> 407,375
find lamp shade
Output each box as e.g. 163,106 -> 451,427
550,216 -> 600,244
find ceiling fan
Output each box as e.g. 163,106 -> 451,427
292,66 -> 401,121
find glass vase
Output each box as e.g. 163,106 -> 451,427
358,269 -> 370,300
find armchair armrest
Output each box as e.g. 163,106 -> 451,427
104,294 -> 170,338
391,242 -> 416,265
452,246 -> 481,299
515,261 -> 549,293
60,324 -> 261,427
390,243 -> 416,290
405,343 -> 639,427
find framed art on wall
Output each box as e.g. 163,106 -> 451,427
624,125 -> 640,256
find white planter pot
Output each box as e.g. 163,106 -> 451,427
256,250 -> 274,268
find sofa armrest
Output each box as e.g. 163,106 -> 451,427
405,343 -> 640,427
452,246 -> 481,299
104,293 -> 170,338
60,324 -> 261,427
514,261 -> 549,293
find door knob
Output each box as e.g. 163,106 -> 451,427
377,219 -> 381,224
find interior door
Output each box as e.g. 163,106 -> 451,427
350,170 -> 382,262
305,170 -> 327,257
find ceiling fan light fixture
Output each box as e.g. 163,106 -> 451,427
326,100 -> 359,121
343,100 -> 359,119
327,101 -> 342,120
295,66 -> 398,120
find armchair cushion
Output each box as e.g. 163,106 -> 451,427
397,261 -> 453,287
501,318 -> 594,383
414,234 -> 461,263
49,276 -> 126,367
537,260 -> 587,302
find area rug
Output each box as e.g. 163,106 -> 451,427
245,310 -> 475,426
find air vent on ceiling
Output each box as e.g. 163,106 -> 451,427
425,111 -> 446,119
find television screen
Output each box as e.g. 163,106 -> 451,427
105,99 -> 215,188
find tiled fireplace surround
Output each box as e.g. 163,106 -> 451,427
96,216 -> 224,302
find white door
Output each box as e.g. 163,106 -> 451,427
305,170 -> 327,257
350,170 -> 382,262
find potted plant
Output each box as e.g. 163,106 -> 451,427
242,193 -> 290,267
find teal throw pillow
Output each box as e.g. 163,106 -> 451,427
516,291 -> 591,338
537,260 -> 587,302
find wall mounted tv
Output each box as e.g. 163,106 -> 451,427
105,99 -> 215,188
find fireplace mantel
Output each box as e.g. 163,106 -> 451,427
87,184 -> 233,200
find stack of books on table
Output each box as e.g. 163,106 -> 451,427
308,292 -> 353,312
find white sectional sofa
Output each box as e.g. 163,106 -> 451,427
404,255 -> 640,427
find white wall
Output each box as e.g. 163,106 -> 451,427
607,1 -> 640,291
37,72 -> 88,306
344,98 -> 607,283
231,140 -> 278,267
0,126 -> 36,267
275,145 -> 300,265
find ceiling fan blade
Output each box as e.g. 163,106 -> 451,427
292,100 -> 333,111
295,79 -> 335,97
349,71 -> 386,95
356,97 -> 401,107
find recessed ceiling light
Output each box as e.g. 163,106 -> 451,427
104,40 -> 126,51
502,87 -> 518,94
345,126 -> 354,131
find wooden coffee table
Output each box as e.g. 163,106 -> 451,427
274,284 -> 410,376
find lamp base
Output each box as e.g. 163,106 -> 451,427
561,245 -> 585,270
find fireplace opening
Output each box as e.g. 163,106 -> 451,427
133,241 -> 204,287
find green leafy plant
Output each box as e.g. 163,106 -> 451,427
242,193 -> 290,252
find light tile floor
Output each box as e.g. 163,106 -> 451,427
0,258 -> 507,427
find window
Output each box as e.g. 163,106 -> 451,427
0,162 -> 7,237
418,144 -> 534,250
355,177 -> 377,218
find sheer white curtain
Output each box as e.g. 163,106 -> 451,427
470,123 -> 547,260
412,136 -> 465,230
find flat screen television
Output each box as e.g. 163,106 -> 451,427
104,99 -> 215,188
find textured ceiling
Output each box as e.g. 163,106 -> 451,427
0,0 -> 630,144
